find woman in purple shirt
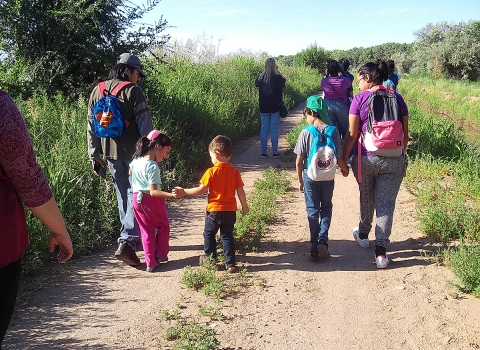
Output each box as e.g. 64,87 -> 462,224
342,60 -> 409,269
321,60 -> 352,140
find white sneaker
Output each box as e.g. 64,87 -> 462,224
353,227 -> 369,248
375,254 -> 390,269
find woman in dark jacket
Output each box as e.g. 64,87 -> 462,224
255,58 -> 286,159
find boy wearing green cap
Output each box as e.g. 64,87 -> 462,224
294,95 -> 349,261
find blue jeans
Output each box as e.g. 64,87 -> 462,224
107,159 -> 140,249
203,211 -> 236,267
260,112 -> 280,154
325,100 -> 349,140
302,170 -> 334,250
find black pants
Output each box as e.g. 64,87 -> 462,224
0,259 -> 21,349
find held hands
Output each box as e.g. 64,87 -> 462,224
172,186 -> 186,199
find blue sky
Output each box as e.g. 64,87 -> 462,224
135,0 -> 479,56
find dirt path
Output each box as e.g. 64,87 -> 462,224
4,104 -> 480,350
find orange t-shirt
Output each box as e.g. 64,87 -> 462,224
199,162 -> 244,212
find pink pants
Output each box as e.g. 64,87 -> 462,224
132,192 -> 170,268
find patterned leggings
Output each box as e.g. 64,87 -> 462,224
351,155 -> 405,248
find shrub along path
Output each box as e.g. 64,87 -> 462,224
4,103 -> 480,349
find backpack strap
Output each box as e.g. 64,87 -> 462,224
97,81 -> 132,97
111,81 -> 133,96
324,125 -> 337,155
305,125 -> 319,167
98,81 -> 107,97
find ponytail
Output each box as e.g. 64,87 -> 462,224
132,132 -> 172,158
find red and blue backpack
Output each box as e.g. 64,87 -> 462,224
92,81 -> 133,138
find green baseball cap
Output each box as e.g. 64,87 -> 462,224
306,95 -> 333,125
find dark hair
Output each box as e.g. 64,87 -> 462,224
338,58 -> 350,71
108,63 -> 138,81
326,60 -> 340,76
386,59 -> 395,75
357,60 -> 389,85
209,135 -> 233,158
133,133 -> 172,158
302,107 -> 320,119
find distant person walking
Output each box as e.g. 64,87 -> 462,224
321,60 -> 352,140
87,53 -> 154,267
383,59 -> 399,91
255,58 -> 286,159
338,58 -> 355,107
342,60 -> 409,269
0,90 -> 73,348
130,130 -> 175,272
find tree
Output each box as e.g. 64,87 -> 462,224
294,43 -> 331,74
0,0 -> 170,98
413,21 -> 480,80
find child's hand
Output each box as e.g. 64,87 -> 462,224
341,167 -> 349,177
172,186 -> 186,199
241,206 -> 249,216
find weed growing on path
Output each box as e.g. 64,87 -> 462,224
159,167 -> 289,348
235,167 -> 291,250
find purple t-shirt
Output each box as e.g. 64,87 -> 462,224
321,76 -> 351,105
349,87 -> 408,156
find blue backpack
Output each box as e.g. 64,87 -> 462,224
305,125 -> 337,181
92,81 -> 133,138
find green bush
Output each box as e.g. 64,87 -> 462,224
448,244 -> 480,297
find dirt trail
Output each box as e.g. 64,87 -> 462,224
4,104 -> 480,350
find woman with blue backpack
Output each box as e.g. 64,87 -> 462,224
342,59 -> 409,269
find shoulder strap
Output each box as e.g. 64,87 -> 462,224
111,81 -> 133,97
98,81 -> 106,97
305,125 -> 319,136
324,125 -> 337,155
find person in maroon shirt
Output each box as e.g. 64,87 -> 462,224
0,90 -> 73,348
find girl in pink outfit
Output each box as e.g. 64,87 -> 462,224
130,130 -> 175,272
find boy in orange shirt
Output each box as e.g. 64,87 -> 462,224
173,135 -> 249,272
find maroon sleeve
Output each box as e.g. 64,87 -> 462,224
0,91 -> 53,207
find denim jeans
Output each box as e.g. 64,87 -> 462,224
302,170 -> 334,250
107,159 -> 140,249
325,100 -> 349,139
260,112 -> 280,154
203,211 -> 236,267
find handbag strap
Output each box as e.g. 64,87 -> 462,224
327,77 -> 344,102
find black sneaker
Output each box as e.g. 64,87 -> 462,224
261,153 -> 268,159
309,250 -> 319,262
272,153 -> 282,158
317,243 -> 330,260
114,242 -> 141,266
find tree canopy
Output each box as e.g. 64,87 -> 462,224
0,0 -> 170,98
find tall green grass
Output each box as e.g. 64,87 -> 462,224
17,56 -> 319,272
401,75 -> 480,295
